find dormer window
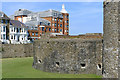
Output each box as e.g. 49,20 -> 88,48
19,9 -> 22,11
48,23 -> 50,26
40,22 -> 42,25
1,14 -> 4,17
54,13 -> 57,16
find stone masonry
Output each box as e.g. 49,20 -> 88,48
103,0 -> 120,78
1,43 -> 33,58
33,38 -> 103,75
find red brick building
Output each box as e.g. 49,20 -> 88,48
11,4 -> 69,40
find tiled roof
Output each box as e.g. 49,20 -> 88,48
14,9 -> 33,16
37,9 -> 63,18
0,11 -> 10,20
25,17 -> 51,27
10,20 -> 28,29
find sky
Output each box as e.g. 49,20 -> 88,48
2,2 -> 103,35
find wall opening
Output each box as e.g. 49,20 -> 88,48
97,64 -> 102,70
38,59 -> 42,63
81,63 -> 86,68
56,62 -> 60,67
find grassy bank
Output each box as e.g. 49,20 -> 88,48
2,57 -> 102,78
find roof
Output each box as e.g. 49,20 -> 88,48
37,9 -> 63,18
9,15 -> 14,20
10,20 -> 28,29
14,9 -> 33,16
0,11 -> 10,20
25,17 -> 51,27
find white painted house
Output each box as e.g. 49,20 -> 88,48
0,11 -> 10,44
9,20 -> 30,44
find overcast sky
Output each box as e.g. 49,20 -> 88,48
2,2 -> 103,35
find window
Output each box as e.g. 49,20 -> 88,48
5,20 -> 8,24
48,23 -> 50,26
1,26 -> 2,32
32,32 -> 34,36
67,30 -> 69,33
3,34 -> 5,39
46,28 -> 47,31
1,20 -> 3,23
65,25 -> 66,27
17,28 -> 19,33
55,23 -> 57,27
42,27 -> 44,31
60,24 -> 62,27
52,23 -> 54,26
60,29 -> 62,32
60,19 -> 62,22
14,35 -> 15,40
58,19 -> 59,21
40,28 -> 41,30
65,20 -> 66,23
67,25 -> 69,28
1,35 -> 2,39
67,15 -> 69,18
3,26 -> 5,32
67,20 -> 69,23
40,22 -> 42,25
54,13 -> 57,16
49,28 -> 51,31
20,28 -> 21,32
55,18 -> 57,22
11,28 -> 13,32
65,15 -> 66,18
11,35 -> 13,39
35,32 -> 38,36
52,18 -> 54,21
40,33 -> 41,36
14,28 -> 16,32
65,30 -> 67,32
52,29 -> 54,31
58,29 -> 59,31
58,24 -> 59,27
55,29 -> 57,32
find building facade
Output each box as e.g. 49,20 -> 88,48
0,11 -> 10,43
9,20 -> 29,44
0,11 -> 29,44
10,4 -> 69,40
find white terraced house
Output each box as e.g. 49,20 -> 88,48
0,11 -> 10,44
9,20 -> 30,44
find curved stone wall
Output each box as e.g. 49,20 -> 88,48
33,38 -> 103,75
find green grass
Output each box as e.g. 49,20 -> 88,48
2,57 -> 102,78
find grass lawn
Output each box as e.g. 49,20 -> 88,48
2,57 -> 102,78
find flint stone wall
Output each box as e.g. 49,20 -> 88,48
2,43 -> 33,58
103,1 -> 120,78
33,38 -> 103,75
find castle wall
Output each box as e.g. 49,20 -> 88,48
103,1 -> 119,78
33,38 -> 103,75
2,43 -> 33,58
